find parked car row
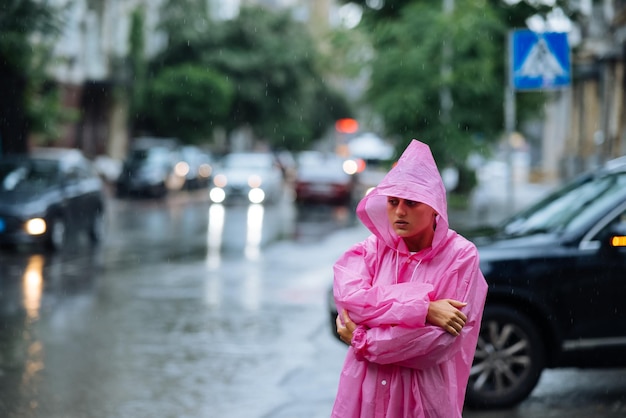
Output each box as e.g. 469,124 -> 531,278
207,149 -> 367,207
0,145 -> 367,253
116,137 -> 214,198
327,155 -> 626,409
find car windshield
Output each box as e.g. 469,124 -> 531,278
502,171 -> 626,236
127,147 -> 172,166
222,153 -> 272,170
0,159 -> 60,192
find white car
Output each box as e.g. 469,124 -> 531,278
209,152 -> 284,205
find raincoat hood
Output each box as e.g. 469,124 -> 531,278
356,139 -> 448,256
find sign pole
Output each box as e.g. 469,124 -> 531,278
505,30 -> 516,215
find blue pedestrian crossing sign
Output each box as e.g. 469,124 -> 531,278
511,30 -> 570,90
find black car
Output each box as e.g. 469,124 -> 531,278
115,137 -> 183,198
0,148 -> 106,251
177,145 -> 213,190
465,156 -> 626,408
327,156 -> 626,409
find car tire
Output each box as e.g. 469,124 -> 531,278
465,305 -> 545,409
46,216 -> 67,251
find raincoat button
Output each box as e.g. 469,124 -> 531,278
381,380 -> 387,385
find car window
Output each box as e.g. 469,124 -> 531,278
0,159 -> 59,191
129,147 -> 173,165
590,207 -> 626,242
565,174 -> 626,233
65,161 -> 94,181
503,171 -> 626,236
298,152 -> 344,168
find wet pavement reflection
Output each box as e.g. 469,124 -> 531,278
0,189 -> 358,418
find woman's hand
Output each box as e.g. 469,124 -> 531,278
427,299 -> 467,336
336,309 -> 357,346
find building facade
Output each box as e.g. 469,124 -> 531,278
563,0 -> 626,178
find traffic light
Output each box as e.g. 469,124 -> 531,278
335,118 -> 359,134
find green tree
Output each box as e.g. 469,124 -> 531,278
340,0 -> 570,167
146,4 -> 352,151
0,0 -> 63,154
365,1 -> 505,165
205,6 -> 353,150
143,64 -> 234,143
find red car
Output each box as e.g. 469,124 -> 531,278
294,151 -> 358,206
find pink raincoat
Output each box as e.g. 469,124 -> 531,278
331,139 -> 487,418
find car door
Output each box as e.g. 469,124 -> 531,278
565,205 -> 626,342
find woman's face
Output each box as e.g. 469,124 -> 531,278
386,197 -> 437,252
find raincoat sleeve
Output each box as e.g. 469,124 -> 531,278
333,237 -> 433,329
350,255 -> 487,370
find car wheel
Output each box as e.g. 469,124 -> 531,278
88,210 -> 105,244
46,217 -> 66,251
465,305 -> 545,409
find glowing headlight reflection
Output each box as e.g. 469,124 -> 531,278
206,203 -> 225,269
23,254 -> 44,320
245,204 -> 264,260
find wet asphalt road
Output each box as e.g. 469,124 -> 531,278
0,188 -> 625,418
0,189 -> 359,418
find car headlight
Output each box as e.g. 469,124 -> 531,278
343,159 -> 359,175
25,218 -> 47,235
248,174 -> 262,188
248,188 -> 265,204
210,187 -> 226,203
199,164 -> 212,178
174,161 -> 190,177
213,174 -> 228,187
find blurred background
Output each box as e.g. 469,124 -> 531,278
3,0 -> 624,180
1,1 -> 626,417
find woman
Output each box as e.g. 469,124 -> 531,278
331,139 -> 487,418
